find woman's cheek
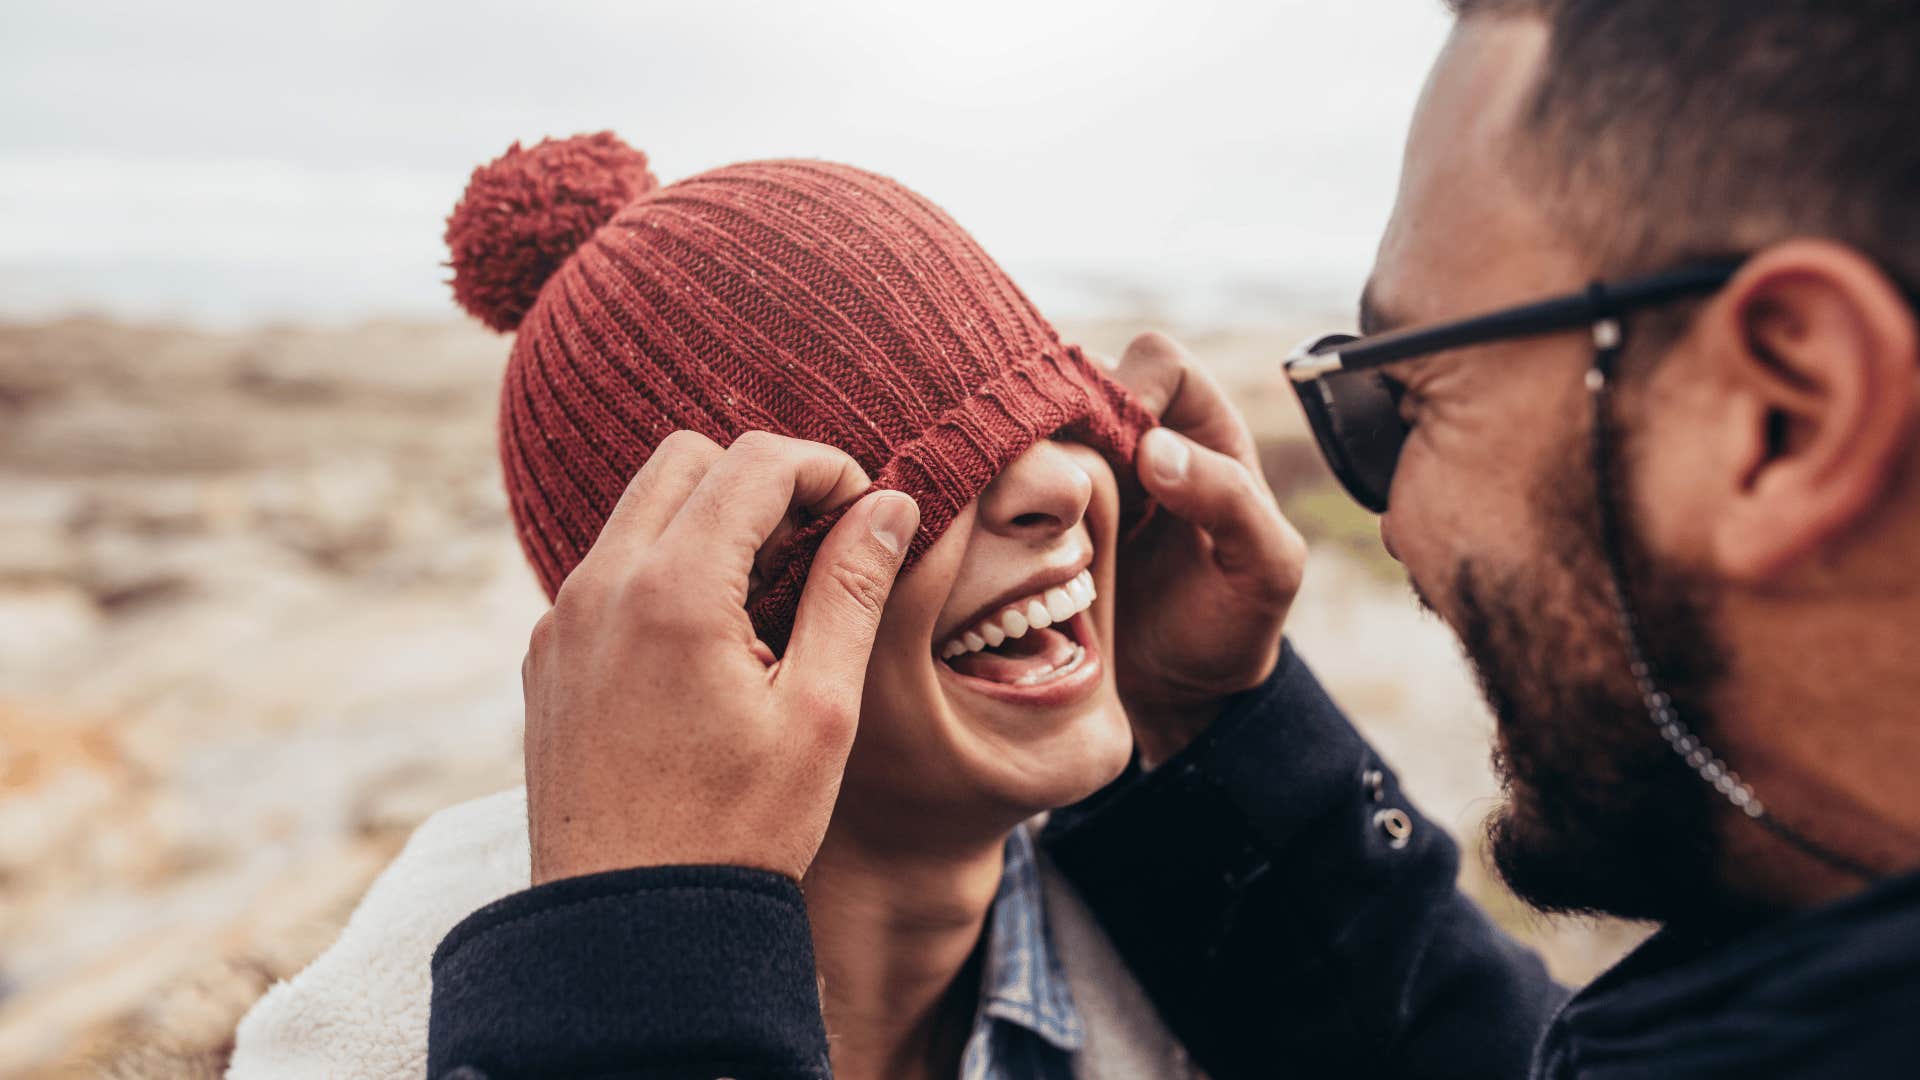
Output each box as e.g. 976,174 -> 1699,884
857,530 -> 964,717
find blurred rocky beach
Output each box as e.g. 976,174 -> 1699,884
0,313 -> 1647,1076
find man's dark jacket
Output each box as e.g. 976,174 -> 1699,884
425,644 -> 1920,1078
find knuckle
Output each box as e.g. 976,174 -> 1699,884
1124,330 -> 1186,369
1115,335 -> 1185,412
812,712 -> 858,754
657,428 -> 718,457
614,555 -> 685,620
1247,528 -> 1307,600
552,567 -> 607,613
527,609 -> 559,656
1234,461 -> 1274,505
1220,456 -> 1274,508
1278,560 -> 1306,598
1277,533 -> 1310,591
790,684 -> 858,739
820,558 -> 891,619
641,432 -> 721,492
557,556 -> 692,632
817,440 -> 857,468
1196,454 -> 1260,510
730,429 -> 785,458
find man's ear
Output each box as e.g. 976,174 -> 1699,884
1706,239 -> 1918,582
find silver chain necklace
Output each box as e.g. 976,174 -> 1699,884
1583,304 -> 1876,881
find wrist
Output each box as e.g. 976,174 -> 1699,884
1123,644 -> 1290,770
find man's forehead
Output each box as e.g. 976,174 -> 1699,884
1368,15 -> 1570,331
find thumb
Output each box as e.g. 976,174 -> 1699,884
1137,427 -> 1304,583
779,490 -> 919,702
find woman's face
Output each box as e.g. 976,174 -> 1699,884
841,435 -> 1134,833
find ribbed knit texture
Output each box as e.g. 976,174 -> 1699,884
449,137 -> 1157,653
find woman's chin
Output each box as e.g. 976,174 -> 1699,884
958,694 -> 1135,814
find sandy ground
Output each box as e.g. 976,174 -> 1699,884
0,315 -> 1645,1076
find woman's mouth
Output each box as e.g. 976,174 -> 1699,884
933,570 -> 1103,707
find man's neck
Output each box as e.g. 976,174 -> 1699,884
1714,588 -> 1920,910
803,814 -> 1011,1080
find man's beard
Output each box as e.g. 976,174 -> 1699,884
1441,410 -> 1731,924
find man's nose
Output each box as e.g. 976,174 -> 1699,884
977,439 -> 1093,540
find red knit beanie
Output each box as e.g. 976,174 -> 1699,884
446,132 -> 1158,653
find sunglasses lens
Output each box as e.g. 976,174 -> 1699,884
1307,368 -> 1407,513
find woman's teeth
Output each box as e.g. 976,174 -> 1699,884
938,569 -> 1096,660
1010,643 -> 1087,686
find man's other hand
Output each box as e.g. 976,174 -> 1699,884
1108,332 -> 1307,768
519,430 -> 919,885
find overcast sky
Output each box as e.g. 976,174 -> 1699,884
0,0 -> 1452,326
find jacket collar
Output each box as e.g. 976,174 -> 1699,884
1537,867 -> 1920,1077
976,823 -> 1085,1052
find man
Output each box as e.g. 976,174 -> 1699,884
429,1 -> 1920,1076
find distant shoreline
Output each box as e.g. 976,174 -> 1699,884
0,259 -> 1357,334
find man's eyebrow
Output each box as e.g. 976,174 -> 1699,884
1357,279 -> 1403,337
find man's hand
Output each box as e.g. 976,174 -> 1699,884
520,430 -> 920,885
1108,332 -> 1307,768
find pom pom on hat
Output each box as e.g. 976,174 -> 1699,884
444,132 -> 659,332
452,144 -> 1160,654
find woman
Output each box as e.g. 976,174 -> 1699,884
228,132 -> 1205,1079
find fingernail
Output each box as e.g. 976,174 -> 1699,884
1148,429 -> 1189,484
870,493 -> 919,556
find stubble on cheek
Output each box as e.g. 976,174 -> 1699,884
1442,417 -> 1728,920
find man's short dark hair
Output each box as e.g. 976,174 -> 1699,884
1449,0 -> 1920,295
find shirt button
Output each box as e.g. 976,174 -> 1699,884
1362,768 -> 1386,802
1374,807 -> 1413,849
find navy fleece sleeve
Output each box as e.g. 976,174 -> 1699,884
1041,641 -> 1567,1080
427,864 -> 830,1080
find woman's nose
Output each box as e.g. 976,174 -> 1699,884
976,439 -> 1093,540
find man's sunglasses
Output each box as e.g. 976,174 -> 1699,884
1283,261 -> 1744,513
